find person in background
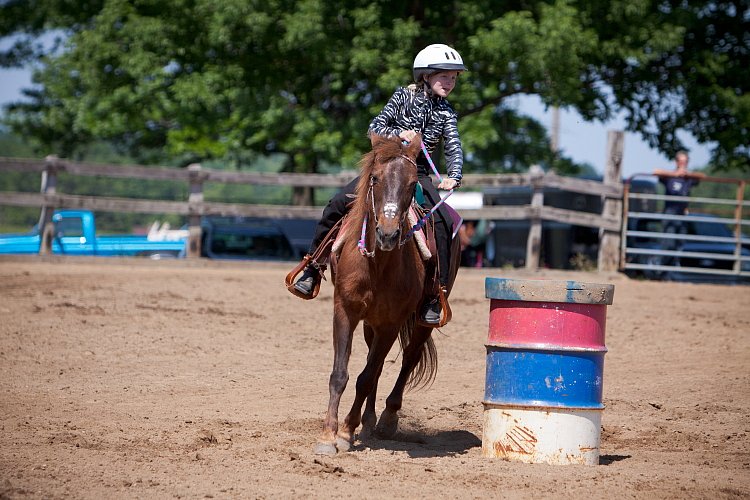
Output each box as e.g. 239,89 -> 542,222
653,151 -> 704,217
459,219 -> 489,267
653,150 -> 705,264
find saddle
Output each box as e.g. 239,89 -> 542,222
284,201 -> 453,327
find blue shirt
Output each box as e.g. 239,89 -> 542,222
660,176 -> 699,214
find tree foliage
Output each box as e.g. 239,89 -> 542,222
1,0 -> 747,179
584,1 -> 749,170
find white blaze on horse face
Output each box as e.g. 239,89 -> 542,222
383,202 -> 398,219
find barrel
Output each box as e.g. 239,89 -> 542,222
482,277 -> 614,465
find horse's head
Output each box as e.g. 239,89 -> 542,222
358,134 -> 422,252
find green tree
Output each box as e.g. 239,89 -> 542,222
584,1 -> 749,170
1,0 -> 747,200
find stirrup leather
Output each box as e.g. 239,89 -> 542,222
284,255 -> 326,300
284,217 -> 344,299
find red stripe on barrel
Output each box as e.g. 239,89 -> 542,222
488,300 -> 606,350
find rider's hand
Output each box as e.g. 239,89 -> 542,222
399,130 -> 418,144
438,178 -> 458,190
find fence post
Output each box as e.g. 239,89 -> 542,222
525,165 -> 544,270
187,163 -> 205,259
597,131 -> 624,272
733,180 -> 746,274
38,155 -> 60,255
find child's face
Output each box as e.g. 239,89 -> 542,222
426,71 -> 459,97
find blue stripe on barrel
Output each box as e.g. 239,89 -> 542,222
484,346 -> 605,410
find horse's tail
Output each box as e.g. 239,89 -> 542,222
399,313 -> 438,391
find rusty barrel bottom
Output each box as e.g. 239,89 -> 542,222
481,404 -> 602,465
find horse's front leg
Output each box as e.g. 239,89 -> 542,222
314,303 -> 359,456
338,325 -> 398,451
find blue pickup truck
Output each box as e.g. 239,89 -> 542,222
0,209 -> 187,258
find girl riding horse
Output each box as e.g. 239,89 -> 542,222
293,43 -> 466,324
311,134 -> 462,455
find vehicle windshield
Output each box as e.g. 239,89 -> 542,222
208,229 -> 293,259
55,217 -> 84,237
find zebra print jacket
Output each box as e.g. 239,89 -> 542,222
368,85 -> 463,185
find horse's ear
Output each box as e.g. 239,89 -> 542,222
405,133 -> 422,159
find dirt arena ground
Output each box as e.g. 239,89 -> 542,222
0,256 -> 748,499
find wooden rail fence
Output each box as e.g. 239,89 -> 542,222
0,132 -> 625,270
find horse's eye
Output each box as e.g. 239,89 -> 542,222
370,175 -> 378,184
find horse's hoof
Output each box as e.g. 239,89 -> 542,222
335,436 -> 352,452
359,422 -> 375,440
359,412 -> 378,437
375,413 -> 399,439
313,442 -> 337,456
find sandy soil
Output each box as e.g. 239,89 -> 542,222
0,256 -> 748,499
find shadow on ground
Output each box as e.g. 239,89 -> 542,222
355,429 -> 482,458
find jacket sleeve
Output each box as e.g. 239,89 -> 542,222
368,88 -> 406,138
443,112 -> 463,184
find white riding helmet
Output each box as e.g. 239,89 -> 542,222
412,43 -> 467,82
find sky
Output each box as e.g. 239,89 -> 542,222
0,65 -> 713,180
507,94 -> 713,179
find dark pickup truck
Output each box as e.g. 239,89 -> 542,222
625,214 -> 750,284
200,216 -> 316,261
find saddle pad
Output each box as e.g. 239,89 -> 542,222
408,207 -> 432,260
331,218 -> 349,255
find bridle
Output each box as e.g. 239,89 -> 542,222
358,154 -> 417,257
358,147 -> 455,257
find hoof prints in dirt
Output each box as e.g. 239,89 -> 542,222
46,430 -> 100,450
135,302 -> 264,318
41,301 -> 106,315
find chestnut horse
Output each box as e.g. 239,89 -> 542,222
314,134 -> 461,456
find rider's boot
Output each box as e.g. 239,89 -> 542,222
294,265 -> 322,297
420,296 -> 442,324
420,285 -> 447,324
